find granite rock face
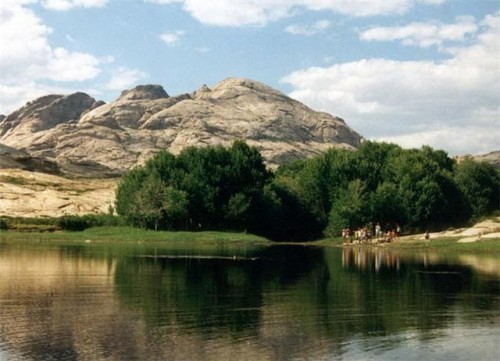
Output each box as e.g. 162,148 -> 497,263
0,78 -> 362,176
472,151 -> 500,169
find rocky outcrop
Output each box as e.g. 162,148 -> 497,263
0,78 -> 362,176
0,143 -> 60,174
473,151 -> 500,169
454,151 -> 500,170
0,169 -> 117,217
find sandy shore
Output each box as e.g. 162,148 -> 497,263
402,217 -> 500,243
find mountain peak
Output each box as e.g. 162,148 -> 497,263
0,78 -> 362,176
117,84 -> 169,102
213,77 -> 286,96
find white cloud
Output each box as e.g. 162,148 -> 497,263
0,3 -> 53,83
285,20 -> 330,36
379,125 -> 499,155
145,0 -> 183,3
160,30 -> 185,45
360,16 -> 478,48
146,0 -> 183,3
183,0 -> 291,26
46,48 -> 112,81
0,3 -> 104,82
105,67 -> 149,90
41,0 -> 108,11
282,13 -> 500,155
149,0 -> 447,26
0,2 -> 126,114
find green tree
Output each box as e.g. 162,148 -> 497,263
326,179 -> 368,236
129,173 -> 169,230
369,182 -> 405,228
454,158 -> 499,220
224,193 -> 251,231
115,141 -> 273,234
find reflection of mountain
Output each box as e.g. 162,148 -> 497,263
0,245 -> 120,360
458,254 -> 500,277
0,243 -> 498,360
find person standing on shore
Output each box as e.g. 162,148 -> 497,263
375,223 -> 381,239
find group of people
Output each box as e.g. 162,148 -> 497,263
342,223 -> 400,244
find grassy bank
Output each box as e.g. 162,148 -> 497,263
1,225 -> 499,253
0,226 -> 271,245
387,236 -> 500,253
313,235 -> 500,253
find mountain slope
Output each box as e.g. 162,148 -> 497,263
0,78 -> 362,177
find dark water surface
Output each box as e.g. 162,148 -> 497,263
0,241 -> 499,361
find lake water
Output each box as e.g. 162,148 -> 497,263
0,241 -> 499,361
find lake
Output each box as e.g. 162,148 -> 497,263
0,241 -> 499,361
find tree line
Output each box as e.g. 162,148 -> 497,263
115,140 -> 499,241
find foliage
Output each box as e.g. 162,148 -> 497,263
276,141 -> 498,237
454,158 -> 500,220
0,217 -> 9,230
57,214 -> 125,231
116,141 -> 273,235
57,215 -> 91,231
115,140 -> 499,241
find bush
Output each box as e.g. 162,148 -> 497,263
57,214 -> 126,231
57,215 -> 91,231
83,214 -> 126,227
0,218 -> 9,230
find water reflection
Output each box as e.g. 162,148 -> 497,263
342,246 -> 402,272
0,242 -> 498,361
114,245 -> 322,336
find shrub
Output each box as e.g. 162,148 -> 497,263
57,215 -> 91,231
0,218 -> 9,230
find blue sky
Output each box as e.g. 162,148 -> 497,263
1,0 -> 498,155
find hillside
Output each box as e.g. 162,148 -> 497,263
0,168 -> 116,218
0,78 -> 362,177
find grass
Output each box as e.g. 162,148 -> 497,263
0,226 -> 271,245
1,223 -> 498,253
388,236 -> 500,253
311,235 -> 500,253
0,175 -> 30,186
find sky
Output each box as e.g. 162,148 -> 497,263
1,0 -> 499,155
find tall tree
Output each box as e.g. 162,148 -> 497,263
454,158 -> 499,220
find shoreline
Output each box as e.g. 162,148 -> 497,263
1,225 -> 499,253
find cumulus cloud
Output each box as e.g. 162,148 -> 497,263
41,0 -> 108,11
360,16 -> 478,48
146,0 -> 183,3
0,1 -> 149,115
282,13 -> 500,155
105,67 -> 149,90
285,20 -> 330,36
149,0 -> 447,26
0,2 -> 109,113
160,30 -> 185,45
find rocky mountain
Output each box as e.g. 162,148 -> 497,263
0,78 -> 362,177
0,143 -> 60,174
472,151 -> 500,169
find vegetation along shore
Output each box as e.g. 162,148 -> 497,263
1,141 -> 499,247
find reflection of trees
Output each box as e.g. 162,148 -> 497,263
326,247 -> 496,336
113,245 -> 323,339
114,244 -> 499,345
1,243 -> 498,361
